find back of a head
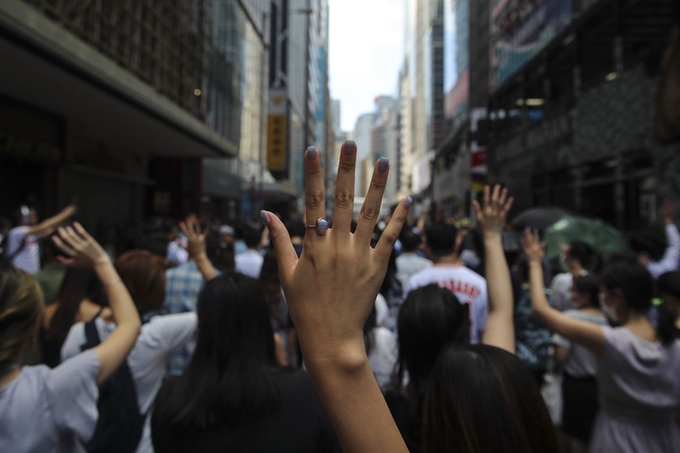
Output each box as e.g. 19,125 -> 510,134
395,284 -> 469,395
568,241 -> 595,269
157,271 -> 278,430
0,266 -> 43,366
400,230 -> 422,253
423,344 -> 557,453
573,275 -> 601,308
115,250 -> 166,316
0,216 -> 11,233
601,262 -> 676,344
243,226 -> 262,249
658,271 -> 680,299
425,223 -> 458,258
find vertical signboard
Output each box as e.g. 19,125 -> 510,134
444,0 -> 470,119
267,88 -> 288,172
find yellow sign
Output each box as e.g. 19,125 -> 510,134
267,114 -> 286,171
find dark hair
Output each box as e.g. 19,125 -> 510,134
425,223 -> 458,258
115,250 -> 166,315
400,230 -> 422,252
47,267 -> 105,346
568,241 -> 595,270
423,344 -> 558,453
152,272 -> 279,429
0,216 -> 10,231
515,255 -> 530,283
573,275 -> 601,308
601,262 -> 676,344
658,271 -> 680,299
286,220 -> 306,239
392,284 -> 470,399
630,225 -> 667,262
243,227 -> 262,249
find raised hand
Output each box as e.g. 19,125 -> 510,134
262,142 -> 410,453
473,184 -> 514,236
522,229 -> 545,263
179,215 -> 208,261
263,144 -> 410,363
52,222 -> 109,268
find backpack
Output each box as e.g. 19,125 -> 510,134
80,316 -> 146,453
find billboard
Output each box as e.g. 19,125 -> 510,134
444,0 -> 470,118
490,0 -> 571,90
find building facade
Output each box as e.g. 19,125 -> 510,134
486,0 -> 680,230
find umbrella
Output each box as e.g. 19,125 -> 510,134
511,207 -> 570,230
544,215 -> 629,261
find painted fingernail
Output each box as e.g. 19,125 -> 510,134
260,210 -> 270,226
404,197 -> 413,208
377,157 -> 389,173
306,146 -> 318,160
344,141 -> 356,156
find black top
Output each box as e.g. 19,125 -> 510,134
151,368 -> 340,453
385,391 -> 423,453
38,326 -> 62,368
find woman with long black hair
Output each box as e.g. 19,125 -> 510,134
151,221 -> 337,452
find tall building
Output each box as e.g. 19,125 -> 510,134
353,113 -> 377,195
371,96 -> 400,205
398,0 -> 447,216
0,0 -> 272,225
268,0 -> 330,200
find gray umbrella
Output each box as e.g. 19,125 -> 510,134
511,207 -> 570,231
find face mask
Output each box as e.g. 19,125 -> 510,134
601,301 -> 620,324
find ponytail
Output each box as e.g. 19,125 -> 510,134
655,301 -> 677,345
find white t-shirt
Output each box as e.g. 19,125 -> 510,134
0,350 -> 99,453
6,226 -> 40,274
235,250 -> 264,279
405,265 -> 488,344
550,270 -> 589,312
61,313 -> 198,453
555,310 -> 608,377
368,327 -> 398,391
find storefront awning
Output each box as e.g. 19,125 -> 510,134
0,0 -> 237,158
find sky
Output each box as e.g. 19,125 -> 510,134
328,0 -> 405,132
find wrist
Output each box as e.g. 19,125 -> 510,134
194,252 -> 210,264
299,334 -> 368,373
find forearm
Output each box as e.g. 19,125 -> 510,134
482,232 -> 515,352
195,254 -> 217,281
34,210 -> 72,235
304,344 -> 408,453
529,260 -> 552,318
95,260 -> 140,331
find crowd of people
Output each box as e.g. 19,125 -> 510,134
1,140 -> 679,452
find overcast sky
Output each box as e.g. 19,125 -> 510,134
328,0 -> 405,132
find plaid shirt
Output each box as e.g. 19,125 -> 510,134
164,262 -> 206,376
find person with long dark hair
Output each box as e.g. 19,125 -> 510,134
657,271 -> 680,337
39,266 -> 109,368
385,284 -> 470,452
151,243 -> 338,451
262,142 -> 557,452
523,230 -> 680,452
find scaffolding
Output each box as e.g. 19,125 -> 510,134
23,0 -> 212,120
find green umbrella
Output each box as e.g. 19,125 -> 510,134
544,215 -> 629,260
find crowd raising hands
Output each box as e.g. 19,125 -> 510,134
0,140 -> 679,453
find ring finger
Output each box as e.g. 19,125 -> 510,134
303,146 -> 326,238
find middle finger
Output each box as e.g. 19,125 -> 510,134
303,146 -> 326,236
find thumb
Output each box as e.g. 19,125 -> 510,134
261,211 -> 297,281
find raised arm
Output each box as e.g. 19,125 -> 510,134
264,144 -> 409,453
52,223 -> 141,385
29,204 -> 77,238
473,185 -> 515,353
522,230 -> 605,358
179,216 -> 217,281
